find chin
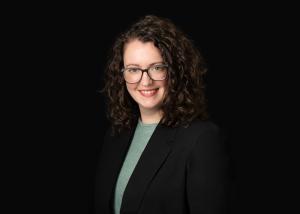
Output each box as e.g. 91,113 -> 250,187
139,102 -> 157,109
138,101 -> 162,111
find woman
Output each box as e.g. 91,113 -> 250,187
95,15 -> 230,214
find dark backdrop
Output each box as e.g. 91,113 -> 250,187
12,4 -> 295,214
92,11 -> 294,214
93,14 -> 240,212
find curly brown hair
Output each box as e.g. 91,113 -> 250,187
102,15 -> 209,134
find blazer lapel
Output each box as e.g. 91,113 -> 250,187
97,126 -> 136,214
120,123 -> 178,214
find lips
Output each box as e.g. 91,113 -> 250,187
139,88 -> 159,97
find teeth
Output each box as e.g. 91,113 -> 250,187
142,90 -> 155,94
140,89 -> 157,95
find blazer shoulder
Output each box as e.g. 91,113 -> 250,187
184,119 -> 221,137
172,119 -> 223,152
185,119 -> 229,161
98,125 -> 117,154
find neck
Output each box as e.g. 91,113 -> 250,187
139,108 -> 162,124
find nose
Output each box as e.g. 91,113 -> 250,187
140,71 -> 152,86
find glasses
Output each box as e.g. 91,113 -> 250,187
121,64 -> 168,84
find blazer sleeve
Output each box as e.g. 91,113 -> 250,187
186,125 -> 230,214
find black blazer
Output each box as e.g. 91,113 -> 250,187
94,120 -> 230,214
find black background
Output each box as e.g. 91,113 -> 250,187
7,3 -> 296,214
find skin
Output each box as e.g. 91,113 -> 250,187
123,39 -> 167,124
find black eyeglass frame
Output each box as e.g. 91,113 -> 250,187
121,64 -> 168,84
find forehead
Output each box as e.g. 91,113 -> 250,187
123,40 -> 163,66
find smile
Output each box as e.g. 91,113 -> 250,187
139,89 -> 159,97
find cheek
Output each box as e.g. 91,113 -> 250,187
160,80 -> 167,92
160,82 -> 168,99
126,83 -> 137,95
126,83 -> 134,90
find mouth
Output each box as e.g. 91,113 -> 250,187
138,88 -> 159,97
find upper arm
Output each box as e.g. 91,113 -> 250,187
186,124 -> 230,214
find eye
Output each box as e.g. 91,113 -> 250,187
153,65 -> 165,71
126,68 -> 140,73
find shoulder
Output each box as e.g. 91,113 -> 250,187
184,120 -> 229,166
175,119 -> 227,154
179,119 -> 221,139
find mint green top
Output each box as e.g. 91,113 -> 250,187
113,119 -> 158,214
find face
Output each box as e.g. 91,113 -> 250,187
123,39 -> 167,114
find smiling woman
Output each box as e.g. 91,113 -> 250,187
95,15 -> 230,214
123,40 -> 167,124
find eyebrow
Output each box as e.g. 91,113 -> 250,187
125,62 -> 164,68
